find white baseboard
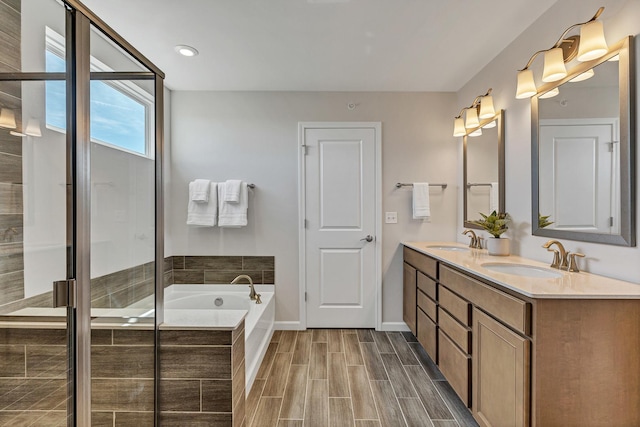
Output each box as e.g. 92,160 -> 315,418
274,321 -> 304,330
379,322 -> 410,332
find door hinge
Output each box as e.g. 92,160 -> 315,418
304,219 -> 308,229
305,292 -> 307,302
53,279 -> 76,308
609,216 -> 614,227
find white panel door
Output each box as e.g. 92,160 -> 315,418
539,119 -> 618,234
304,127 -> 376,328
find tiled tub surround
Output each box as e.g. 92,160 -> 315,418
167,255 -> 275,286
159,284 -> 276,394
159,321 -> 246,426
0,324 -> 155,426
0,258 -> 168,315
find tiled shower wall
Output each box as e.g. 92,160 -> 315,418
167,256 -> 275,286
0,0 -> 24,307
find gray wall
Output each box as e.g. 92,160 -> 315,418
456,0 -> 640,282
169,91 -> 458,326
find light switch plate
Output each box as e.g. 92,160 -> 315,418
385,212 -> 398,224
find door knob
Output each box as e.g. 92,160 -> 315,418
360,235 -> 374,242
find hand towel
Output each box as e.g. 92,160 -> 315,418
187,181 -> 217,226
223,179 -> 243,203
490,182 -> 499,213
412,182 -> 431,220
191,179 -> 211,203
218,181 -> 248,227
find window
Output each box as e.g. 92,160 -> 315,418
45,28 -> 153,157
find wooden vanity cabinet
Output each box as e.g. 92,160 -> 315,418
403,245 -> 640,427
403,247 -> 438,361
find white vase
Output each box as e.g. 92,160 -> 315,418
487,237 -> 510,256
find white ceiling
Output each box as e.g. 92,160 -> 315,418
81,0 -> 559,92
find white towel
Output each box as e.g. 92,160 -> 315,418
490,182 -> 499,213
187,182 -> 218,226
218,181 -> 248,227
412,183 -> 431,220
191,179 -> 211,203
223,179 -> 243,203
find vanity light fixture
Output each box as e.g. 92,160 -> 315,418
468,128 -> 483,137
569,68 -> 595,82
174,45 -> 199,57
482,120 -> 497,129
452,88 -> 495,137
538,87 -> 560,99
0,108 -> 16,129
515,7 -> 608,99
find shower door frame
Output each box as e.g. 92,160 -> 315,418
0,2 -> 165,424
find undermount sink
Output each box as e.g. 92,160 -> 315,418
426,245 -> 469,252
481,263 -> 563,279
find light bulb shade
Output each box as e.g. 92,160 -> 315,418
539,87 -> 560,99
469,128 -> 482,137
478,95 -> 495,119
577,21 -> 608,62
465,107 -> 479,128
569,68 -> 595,83
516,69 -> 537,99
0,108 -> 17,129
542,48 -> 567,82
453,117 -> 466,137
25,119 -> 42,137
482,120 -> 496,129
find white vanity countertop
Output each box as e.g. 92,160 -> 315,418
404,241 -> 640,299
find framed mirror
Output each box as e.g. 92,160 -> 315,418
463,110 -> 505,228
532,36 -> 635,246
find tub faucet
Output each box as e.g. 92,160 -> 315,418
231,275 -> 262,304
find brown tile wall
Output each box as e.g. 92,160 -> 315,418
170,255 -> 275,286
0,0 -> 23,308
159,321 -> 246,426
0,326 -> 155,425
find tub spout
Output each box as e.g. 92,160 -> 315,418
231,274 -> 261,304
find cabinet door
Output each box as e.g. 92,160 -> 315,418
473,308 -> 530,427
403,262 -> 417,335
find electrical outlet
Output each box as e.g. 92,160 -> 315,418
385,212 -> 398,224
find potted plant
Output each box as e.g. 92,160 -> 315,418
538,213 -> 554,229
472,210 -> 511,256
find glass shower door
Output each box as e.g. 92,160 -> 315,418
0,1 -> 74,425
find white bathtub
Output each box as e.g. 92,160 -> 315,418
163,284 -> 275,394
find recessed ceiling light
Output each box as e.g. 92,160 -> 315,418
175,45 -> 199,57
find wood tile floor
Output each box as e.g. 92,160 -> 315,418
246,329 -> 479,427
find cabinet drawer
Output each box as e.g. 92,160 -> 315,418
417,308 -> 437,362
441,265 -> 530,334
439,307 -> 471,354
439,286 -> 470,326
403,247 -> 437,278
417,290 -> 437,322
438,329 -> 470,407
417,272 -> 437,300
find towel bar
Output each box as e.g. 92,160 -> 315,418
395,183 -> 447,189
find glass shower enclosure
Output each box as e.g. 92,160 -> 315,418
0,1 -> 164,425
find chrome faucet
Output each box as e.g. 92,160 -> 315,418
231,274 -> 262,304
462,229 -> 482,249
